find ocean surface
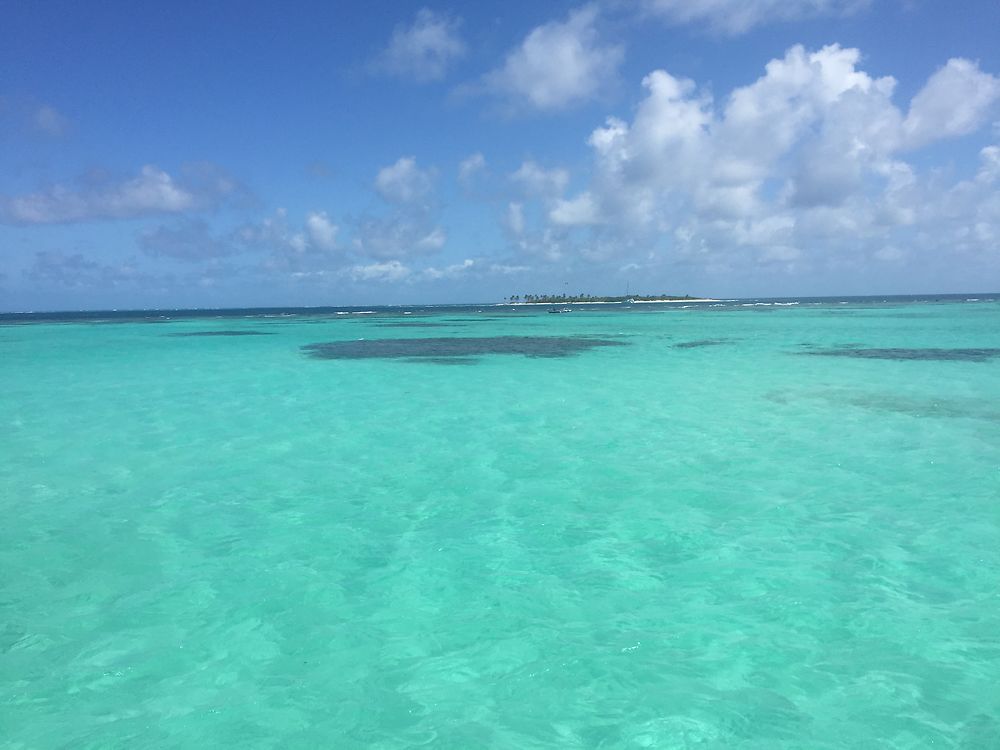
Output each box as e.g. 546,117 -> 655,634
2,294 -> 999,749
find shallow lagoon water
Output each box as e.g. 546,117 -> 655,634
2,296 -> 1000,748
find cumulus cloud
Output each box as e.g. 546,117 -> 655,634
483,5 -> 624,111
0,164 -> 239,225
375,156 -> 435,205
917,144 -> 1000,255
458,152 -> 487,185
550,192 -> 601,225
901,59 -> 1000,149
421,258 -> 475,280
489,262 -> 532,275
353,215 -> 446,259
373,8 -> 466,82
305,211 -> 339,250
138,208 -> 342,277
337,255 -> 536,287
978,145 -> 1000,183
341,258 -> 531,284
235,208 -> 342,273
511,160 -> 570,198
355,156 -> 446,260
346,260 -> 411,283
505,202 -> 526,235
416,226 -> 447,249
344,257 -> 526,285
639,0 -> 871,36
510,226 -> 572,262
509,43 -> 1000,276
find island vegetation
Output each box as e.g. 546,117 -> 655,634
504,293 -> 702,304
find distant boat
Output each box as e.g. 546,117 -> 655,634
548,307 -> 573,314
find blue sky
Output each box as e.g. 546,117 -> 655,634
2,0 -> 999,310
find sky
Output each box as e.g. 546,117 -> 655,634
2,0 -> 999,311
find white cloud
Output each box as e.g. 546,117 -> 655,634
575,44 -> 943,226
421,258 -> 475,280
483,5 -> 624,111
639,0 -> 870,36
305,211 -> 338,250
0,164 -> 237,225
358,156 -> 445,259
458,152 -> 487,184
237,208 -> 307,254
375,156 -> 434,204
416,226 -> 447,249
901,59 -> 1000,149
508,43 -> 1000,274
373,8 -> 466,82
978,145 -> 1000,183
353,215 -> 447,259
513,227 -> 570,262
347,260 -> 411,282
550,192 -> 600,225
606,68 -> 711,186
341,257 -> 527,284
511,160 -> 570,198
236,208 -> 342,274
506,202 -> 526,235
489,263 -> 531,275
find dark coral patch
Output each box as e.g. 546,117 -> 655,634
805,348 -> 1000,362
303,335 -> 626,361
168,331 -> 277,337
673,339 -> 729,349
374,322 -> 456,328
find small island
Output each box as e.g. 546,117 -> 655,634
503,293 -> 718,304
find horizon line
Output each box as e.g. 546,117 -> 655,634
2,292 -> 998,317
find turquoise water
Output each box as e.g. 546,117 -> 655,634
2,297 -> 1000,748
